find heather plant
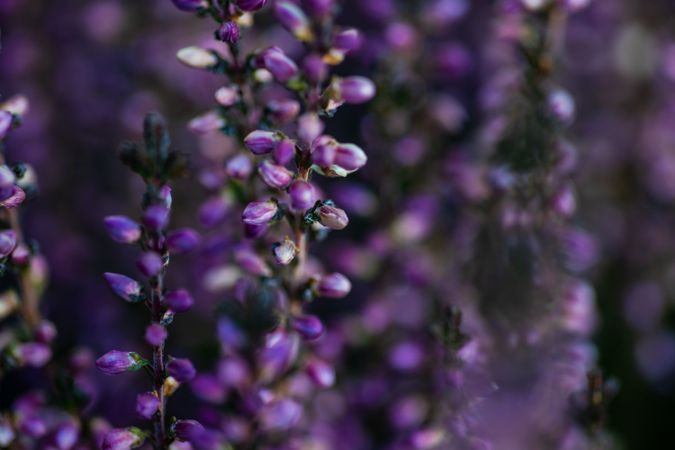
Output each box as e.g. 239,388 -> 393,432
96,113 -> 202,449
168,0 -> 374,446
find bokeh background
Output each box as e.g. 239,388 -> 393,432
1,1 -> 675,449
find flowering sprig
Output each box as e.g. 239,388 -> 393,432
172,0 -> 374,445
0,95 -> 55,374
97,113 -> 201,450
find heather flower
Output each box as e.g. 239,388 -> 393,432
215,87 -> 240,107
53,421 -> 80,450
164,289 -> 194,313
188,111 -> 226,135
136,392 -> 160,419
333,29 -> 362,53
145,324 -> 168,346
176,46 -> 219,69
289,180 -> 316,211
305,358 -> 335,388
291,314 -> 324,340
142,205 -> 169,231
104,272 -> 143,302
267,100 -> 301,124
302,53 -> 328,83
96,351 -> 146,375
102,428 -> 144,450
191,374 -> 227,403
225,154 -> 254,179
0,230 -> 17,258
333,76 -> 376,104
170,0 -> 207,12
317,204 -> 349,229
215,21 -> 240,44
257,47 -> 299,83
166,228 -> 201,253
242,200 -> 279,225
173,420 -> 205,442
273,237 -> 297,265
244,130 -> 280,155
273,139 -> 296,165
334,143 -> 368,172
167,357 -> 196,383
258,399 -> 302,431
137,251 -> 163,277
258,160 -> 293,189
104,215 -> 142,244
275,1 -> 314,42
16,342 -> 52,367
314,272 -> 351,298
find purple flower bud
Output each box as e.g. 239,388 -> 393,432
35,320 -> 57,343
142,205 -> 170,231
548,88 -> 575,124
171,0 -> 207,12
217,318 -> 245,349
302,53 -> 328,84
55,420 -> 80,450
234,0 -> 268,12
311,135 -> 337,168
191,374 -> 227,403
168,357 -> 196,383
136,392 -> 160,419
167,228 -> 201,253
177,47 -> 219,69
242,200 -> 278,225
0,186 -> 25,208
298,113 -> 324,144
10,243 -> 29,265
289,180 -> 316,211
217,356 -> 250,389
215,21 -> 240,43
258,160 -> 293,189
16,343 -> 52,367
244,130 -> 280,155
165,289 -> 194,313
137,251 -> 163,277
245,223 -> 268,239
275,1 -> 314,42
292,314 -> 324,340
333,29 -> 362,53
235,249 -> 272,276
273,139 -> 295,165
104,273 -> 143,302
336,76 -> 376,104
315,272 -> 351,298
273,238 -> 297,265
225,154 -> 253,179
19,416 -> 47,439
258,330 -> 300,383
188,111 -> 225,135
215,86 -> 239,107
0,112 -> 12,140
145,324 -> 167,346
317,204 -> 349,229
199,196 -> 230,227
173,420 -> 205,442
96,351 -> 145,375
259,399 -> 302,431
334,143 -> 367,172
0,230 -> 17,258
305,358 -> 335,388
102,428 -> 144,450
257,47 -> 298,83
104,216 -> 142,244
267,100 -> 300,124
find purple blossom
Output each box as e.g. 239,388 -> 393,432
168,357 -> 197,383
242,200 -> 279,225
164,289 -> 194,313
104,216 -> 142,244
96,351 -> 145,375
315,272 -> 351,298
104,272 -> 143,302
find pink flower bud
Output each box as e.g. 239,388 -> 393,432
258,160 -> 293,189
317,204 -> 349,229
315,272 -> 351,298
242,200 -> 278,225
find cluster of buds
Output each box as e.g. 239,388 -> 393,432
96,114 -> 202,449
0,96 -> 54,373
171,0 -> 374,446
